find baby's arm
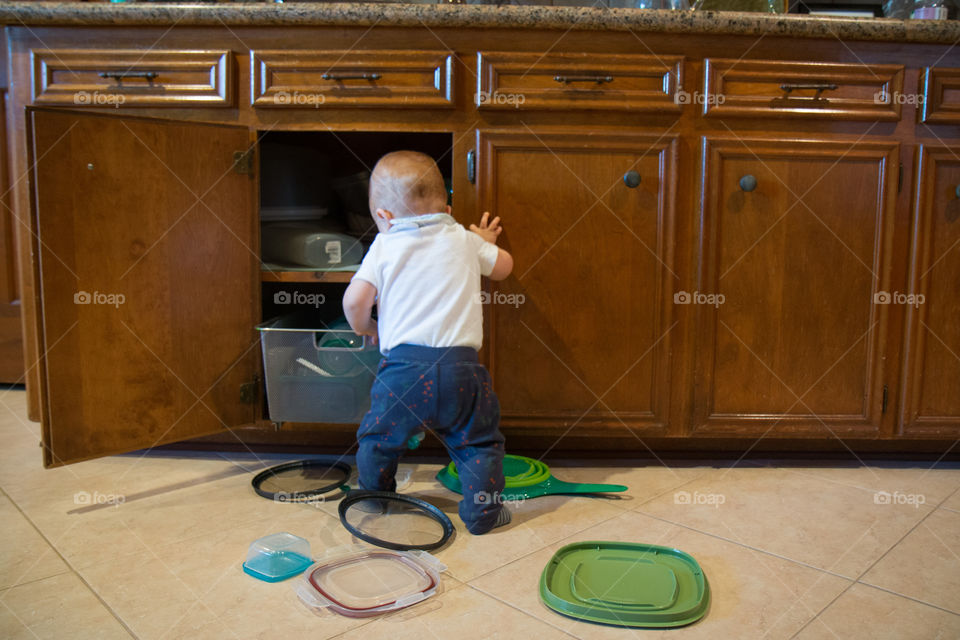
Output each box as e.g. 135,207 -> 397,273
470,211 -> 514,281
342,279 -> 378,344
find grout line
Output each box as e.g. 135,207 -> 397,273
769,464 -> 960,498
791,485 -> 960,638
853,581 -> 960,617
0,568 -> 73,592
0,488 -> 137,639
633,508 -> 859,582
462,582 -> 583,639
446,506 -> 629,584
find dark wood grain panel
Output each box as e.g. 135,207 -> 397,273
479,130 -> 678,434
0,89 -> 23,383
704,59 -> 903,121
692,136 -> 899,436
919,67 -> 960,124
251,49 -> 454,108
31,49 -> 233,107
477,51 -> 682,112
29,108 -> 259,466
898,145 -> 960,436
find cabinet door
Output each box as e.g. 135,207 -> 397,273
0,90 -> 24,383
477,130 -> 678,435
899,145 -> 960,436
28,108 -> 259,467
693,137 -> 898,436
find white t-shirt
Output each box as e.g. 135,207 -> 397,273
352,213 -> 500,354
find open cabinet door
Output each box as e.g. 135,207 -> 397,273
28,108 -> 260,467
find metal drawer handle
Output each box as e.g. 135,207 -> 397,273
739,175 -> 758,192
779,83 -> 838,100
554,75 -> 614,85
321,72 -> 382,81
98,71 -> 159,83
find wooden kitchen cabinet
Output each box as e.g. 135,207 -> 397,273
477,130 -> 678,435
692,137 -> 898,437
3,13 -> 958,461
0,89 -> 24,384
898,145 -> 960,437
28,108 -> 260,466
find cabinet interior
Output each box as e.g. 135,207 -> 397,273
258,130 -> 453,325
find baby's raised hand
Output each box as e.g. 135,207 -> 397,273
469,211 -> 503,245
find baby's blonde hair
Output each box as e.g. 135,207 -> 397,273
368,151 -> 447,218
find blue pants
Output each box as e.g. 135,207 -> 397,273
356,344 -> 506,534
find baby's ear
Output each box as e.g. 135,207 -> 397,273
376,208 -> 394,221
446,205 -> 451,215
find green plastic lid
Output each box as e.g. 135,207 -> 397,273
539,541 -> 710,628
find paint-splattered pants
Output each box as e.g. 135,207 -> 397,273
356,344 -> 506,534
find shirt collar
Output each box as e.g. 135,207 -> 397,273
388,212 -> 456,231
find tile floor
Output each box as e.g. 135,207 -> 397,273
1,389 -> 958,639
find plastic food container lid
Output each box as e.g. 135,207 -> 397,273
242,532 -> 313,583
295,545 -> 446,617
540,541 -> 710,628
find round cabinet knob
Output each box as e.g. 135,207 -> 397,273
623,170 -> 641,188
739,175 -> 758,192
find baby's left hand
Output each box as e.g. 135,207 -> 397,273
469,212 -> 503,245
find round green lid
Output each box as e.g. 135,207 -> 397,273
539,541 -> 710,628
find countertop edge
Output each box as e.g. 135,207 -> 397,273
0,3 -> 959,45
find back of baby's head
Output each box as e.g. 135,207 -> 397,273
369,151 -> 447,218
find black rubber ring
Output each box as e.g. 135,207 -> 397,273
338,489 -> 455,552
251,460 -> 351,502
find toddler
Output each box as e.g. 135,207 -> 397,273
342,150 -> 514,534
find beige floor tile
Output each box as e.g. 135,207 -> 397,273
334,582 -> 574,640
405,486 -> 625,582
0,494 -> 69,589
795,583 -> 960,640
861,508 -> 960,613
77,506 -> 452,640
292,460 -> 627,582
638,467 -> 932,577
536,460 -> 714,508
941,488 -> 960,512
7,466 -> 317,570
758,460 -> 960,505
470,510 -> 850,640
0,572 -> 132,640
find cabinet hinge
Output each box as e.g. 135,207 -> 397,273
240,377 -> 259,405
897,164 -> 903,194
882,384 -> 889,414
232,149 -> 254,175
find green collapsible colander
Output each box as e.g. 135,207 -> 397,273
436,454 -> 628,500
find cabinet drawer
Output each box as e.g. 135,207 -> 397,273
704,59 -> 904,121
919,67 -> 960,124
251,50 -> 454,108
476,51 -> 682,112
31,49 -> 233,108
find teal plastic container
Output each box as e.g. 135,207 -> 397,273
242,532 -> 313,583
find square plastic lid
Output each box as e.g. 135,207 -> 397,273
309,552 -> 435,611
540,541 -> 710,628
242,532 -> 312,583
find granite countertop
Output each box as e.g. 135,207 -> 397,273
1,1 -> 958,44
